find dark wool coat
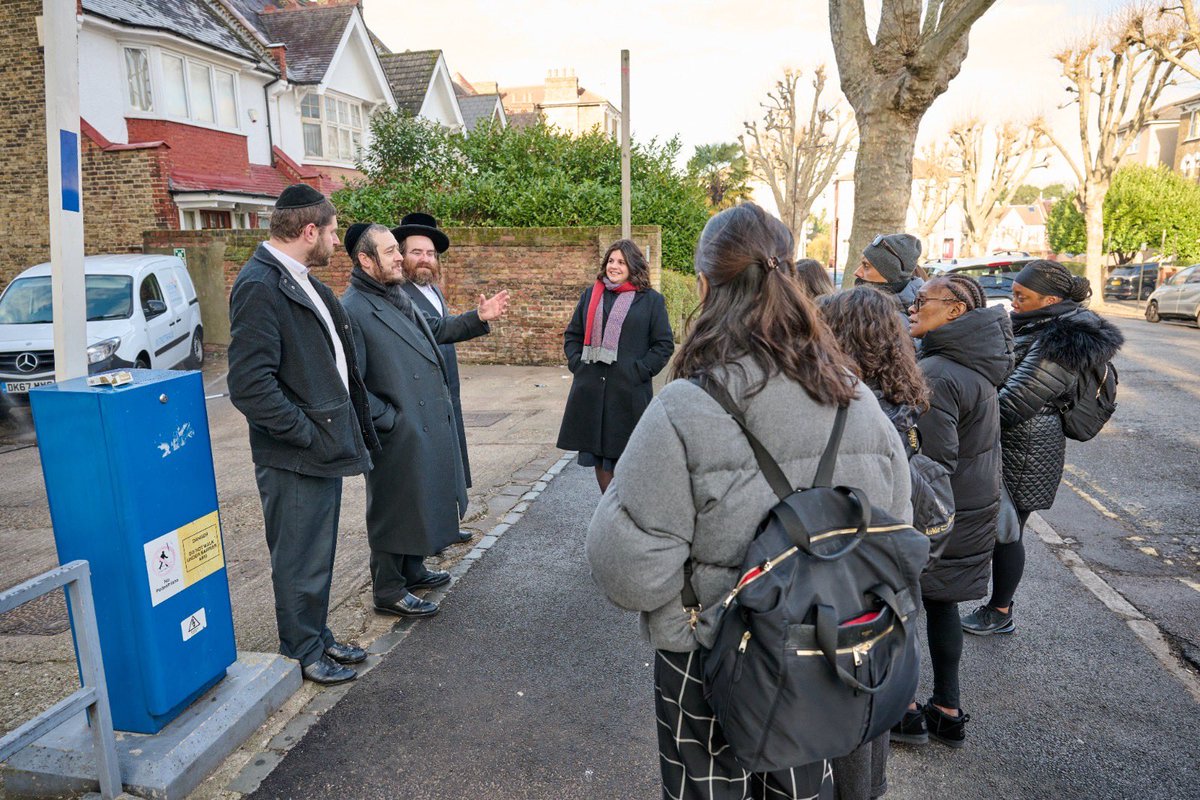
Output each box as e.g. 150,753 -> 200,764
401,281 -> 490,488
228,244 -> 377,478
1000,304 -> 1124,512
342,281 -> 488,556
917,305 -> 1014,603
556,287 -> 674,460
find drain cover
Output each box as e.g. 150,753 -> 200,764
461,412 -> 509,428
0,591 -> 71,636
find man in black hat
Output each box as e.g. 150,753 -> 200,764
393,212 -> 508,542
855,232 -> 926,313
341,223 -> 508,616
227,184 -> 378,685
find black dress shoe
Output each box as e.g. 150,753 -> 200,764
374,592 -> 439,618
301,655 -> 357,685
457,530 -> 474,543
325,641 -> 367,664
407,570 -> 451,591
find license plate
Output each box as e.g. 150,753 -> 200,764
1108,279 -> 1121,286
2,379 -> 54,394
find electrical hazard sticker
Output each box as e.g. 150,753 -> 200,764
181,608 -> 207,641
143,511 -> 224,607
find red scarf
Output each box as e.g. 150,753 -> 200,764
582,279 -> 637,347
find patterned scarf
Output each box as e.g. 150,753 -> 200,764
581,278 -> 637,364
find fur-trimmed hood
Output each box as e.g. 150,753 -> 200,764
1028,307 -> 1124,372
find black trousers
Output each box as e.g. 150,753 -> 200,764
989,509 -> 1032,609
654,650 -> 833,800
254,466 -> 341,667
370,551 -> 433,604
923,598 -> 963,710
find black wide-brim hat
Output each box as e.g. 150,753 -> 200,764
391,212 -> 449,254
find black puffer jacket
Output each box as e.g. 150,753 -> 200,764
1000,303 -> 1124,511
916,306 -> 1014,602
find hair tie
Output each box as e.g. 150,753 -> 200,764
765,256 -> 779,271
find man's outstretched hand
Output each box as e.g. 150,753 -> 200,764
478,289 -> 510,322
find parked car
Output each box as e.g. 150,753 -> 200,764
0,255 -> 203,404
1145,264 -> 1200,326
1103,263 -> 1159,300
931,258 -> 1039,313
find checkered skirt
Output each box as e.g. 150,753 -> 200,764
654,650 -> 834,800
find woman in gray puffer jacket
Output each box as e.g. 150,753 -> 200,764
961,261 -> 1124,637
586,204 -> 911,800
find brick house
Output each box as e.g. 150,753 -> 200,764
0,0 -> 464,288
497,69 -> 620,138
988,201 -> 1054,257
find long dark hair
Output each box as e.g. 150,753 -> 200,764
671,203 -> 857,406
795,258 -> 835,298
597,239 -> 651,290
819,287 -> 930,412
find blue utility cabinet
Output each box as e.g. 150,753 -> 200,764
30,370 -> 235,734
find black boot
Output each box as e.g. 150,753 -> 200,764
891,703 -> 928,745
924,701 -> 970,748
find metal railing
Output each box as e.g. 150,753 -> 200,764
0,560 -> 122,798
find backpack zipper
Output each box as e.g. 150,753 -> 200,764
791,623 -> 896,664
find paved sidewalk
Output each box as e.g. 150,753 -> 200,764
249,461 -> 1200,800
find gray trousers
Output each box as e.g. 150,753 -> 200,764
255,465 -> 341,667
370,551 -> 429,605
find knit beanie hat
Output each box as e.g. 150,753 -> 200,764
863,233 -> 922,283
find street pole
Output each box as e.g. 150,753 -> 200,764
43,0 -> 86,381
620,49 -> 631,241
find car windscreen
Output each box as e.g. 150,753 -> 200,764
0,275 -> 134,324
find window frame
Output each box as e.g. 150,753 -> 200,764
121,43 -> 242,133
1189,110 -> 1200,141
123,46 -> 154,113
300,90 -> 365,164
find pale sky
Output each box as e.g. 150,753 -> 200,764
366,0 -> 1191,187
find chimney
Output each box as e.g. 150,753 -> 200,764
269,43 -> 287,80
544,67 -> 579,103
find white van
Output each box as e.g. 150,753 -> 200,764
0,255 -> 203,402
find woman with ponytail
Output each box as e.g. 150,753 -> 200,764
961,260 -> 1123,637
557,239 -> 674,492
586,204 -> 912,799
897,273 -> 1013,749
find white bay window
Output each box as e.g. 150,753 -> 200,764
125,46 -> 240,131
301,91 -> 363,162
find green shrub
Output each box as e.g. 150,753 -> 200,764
660,269 -> 700,342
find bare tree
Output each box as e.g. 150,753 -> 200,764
829,0 -> 999,285
950,119 -> 1050,256
1136,1 -> 1200,80
909,143 -> 961,251
741,66 -> 855,251
1037,6 -> 1177,299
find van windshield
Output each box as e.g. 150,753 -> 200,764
0,275 -> 135,323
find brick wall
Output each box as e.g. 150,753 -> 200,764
81,136 -> 174,256
143,225 -> 662,365
127,118 -> 250,173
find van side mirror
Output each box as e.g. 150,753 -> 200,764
143,299 -> 168,318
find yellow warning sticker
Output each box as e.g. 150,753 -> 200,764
143,511 -> 225,607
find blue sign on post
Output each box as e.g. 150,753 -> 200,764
59,129 -> 80,213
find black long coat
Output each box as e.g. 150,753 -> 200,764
999,304 -> 1124,511
916,306 -> 1014,603
401,281 -> 490,488
342,282 -> 488,556
556,286 -> 674,460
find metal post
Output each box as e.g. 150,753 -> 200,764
620,49 -> 631,240
44,0 -> 87,381
67,567 -> 123,798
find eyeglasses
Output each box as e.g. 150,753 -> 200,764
912,296 -> 963,311
871,234 -> 903,265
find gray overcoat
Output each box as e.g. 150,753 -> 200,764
342,283 -> 487,556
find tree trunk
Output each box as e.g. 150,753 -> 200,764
1083,181 -> 1108,303
843,108 -> 920,286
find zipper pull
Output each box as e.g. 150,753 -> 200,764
738,630 -> 751,653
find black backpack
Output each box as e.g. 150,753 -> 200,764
903,427 -> 955,565
1058,360 -> 1118,442
685,379 -> 930,772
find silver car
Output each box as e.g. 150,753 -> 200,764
1145,264 -> 1200,326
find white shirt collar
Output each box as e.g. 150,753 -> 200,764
263,241 -> 310,278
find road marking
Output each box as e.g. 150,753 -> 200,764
1181,578 -> 1200,595
1061,476 -> 1119,520
1030,512 -> 1200,705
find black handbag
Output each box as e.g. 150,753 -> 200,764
687,378 -> 930,771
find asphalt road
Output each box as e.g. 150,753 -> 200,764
251,460 -> 1200,800
1038,311 -> 1200,670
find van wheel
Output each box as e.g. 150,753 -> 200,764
190,328 -> 204,367
1145,301 -> 1160,323
135,354 -> 150,369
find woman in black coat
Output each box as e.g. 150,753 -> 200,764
907,274 -> 1014,748
961,261 -> 1123,637
557,239 -> 674,492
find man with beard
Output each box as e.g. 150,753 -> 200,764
341,223 -> 509,617
855,233 -> 926,316
393,214 -> 495,539
228,184 -> 379,685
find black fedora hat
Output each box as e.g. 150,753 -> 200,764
392,212 -> 449,254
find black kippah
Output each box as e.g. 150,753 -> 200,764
343,222 -> 370,256
275,183 -> 326,209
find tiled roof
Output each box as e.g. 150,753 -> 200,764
82,0 -> 264,62
258,5 -> 354,84
459,95 -> 501,131
379,50 -> 440,115
501,83 -> 612,112
170,164 -> 289,198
